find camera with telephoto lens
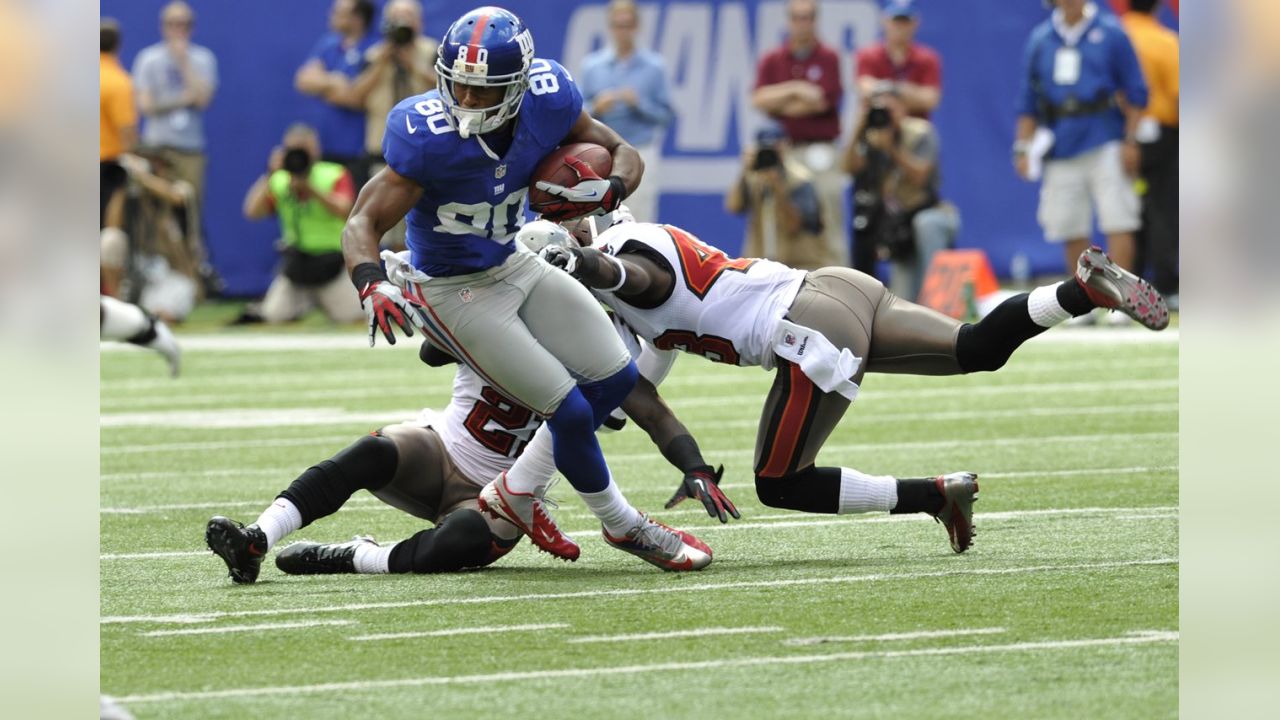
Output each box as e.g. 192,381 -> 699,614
383,20 -> 415,46
753,146 -> 781,171
282,147 -> 312,176
866,103 -> 892,130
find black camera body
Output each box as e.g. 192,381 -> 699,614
383,21 -> 415,46
283,147 -> 312,176
866,104 -> 892,130
753,146 -> 781,171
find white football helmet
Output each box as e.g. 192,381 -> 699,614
515,219 -> 575,254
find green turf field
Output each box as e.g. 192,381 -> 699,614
100,327 -> 1178,719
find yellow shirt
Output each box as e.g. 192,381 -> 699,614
100,53 -> 136,161
1121,13 -> 1179,127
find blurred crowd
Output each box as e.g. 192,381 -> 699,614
99,0 -> 1179,327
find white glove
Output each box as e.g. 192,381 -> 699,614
358,280 -> 428,347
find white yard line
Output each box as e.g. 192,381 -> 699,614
101,329 -> 1177,355
142,620 -> 354,637
114,631 -> 1178,704
100,557 -> 1176,625
100,408 -> 422,429
567,627 -> 783,644
717,465 -> 1178,491
101,497 -> 385,515
783,627 -> 1008,646
100,377 -> 1176,413
101,505 -> 1177,555
350,623 -> 569,642
96,402 -> 1176,431
102,429 -> 1174,457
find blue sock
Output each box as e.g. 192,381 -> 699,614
546,387 -> 610,493
578,361 -> 639,428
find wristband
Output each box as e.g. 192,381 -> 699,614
600,253 -> 628,293
607,175 -> 628,207
351,262 -> 389,291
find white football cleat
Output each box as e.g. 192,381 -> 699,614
602,514 -> 712,571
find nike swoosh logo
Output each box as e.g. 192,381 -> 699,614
666,554 -> 695,571
537,527 -> 558,545
405,114 -> 417,135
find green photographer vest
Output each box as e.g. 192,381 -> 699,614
268,162 -> 348,255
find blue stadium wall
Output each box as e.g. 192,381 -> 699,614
101,0 -> 1177,297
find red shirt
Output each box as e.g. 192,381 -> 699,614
754,42 -> 843,143
855,43 -> 942,119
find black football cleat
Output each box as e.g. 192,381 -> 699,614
205,516 -> 268,584
274,536 -> 377,575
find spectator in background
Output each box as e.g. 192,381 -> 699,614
725,128 -> 829,270
752,0 -> 847,268
326,0 -> 437,250
296,0 -> 378,189
1015,0 -> 1147,321
100,18 -> 136,296
579,0 -> 674,223
855,0 -> 942,120
1122,0 -> 1179,308
131,1 -> 218,291
116,149 -> 200,322
241,124 -> 364,326
843,87 -> 958,303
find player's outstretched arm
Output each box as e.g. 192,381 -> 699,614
342,166 -> 428,346
621,376 -> 740,523
540,246 -> 672,307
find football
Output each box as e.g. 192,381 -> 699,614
527,142 -> 613,217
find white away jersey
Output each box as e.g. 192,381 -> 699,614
426,365 -> 544,486
591,223 -> 806,369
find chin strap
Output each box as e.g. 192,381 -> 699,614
474,133 -> 501,161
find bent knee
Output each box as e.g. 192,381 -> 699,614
412,509 -> 494,573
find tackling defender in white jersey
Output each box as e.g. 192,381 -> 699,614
516,208 -> 1168,554
205,318 -> 730,582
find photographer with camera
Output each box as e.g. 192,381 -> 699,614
341,0 -> 438,164
725,128 -> 830,270
241,124 -> 364,326
843,86 -> 959,303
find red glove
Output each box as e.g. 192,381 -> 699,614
357,278 -> 427,347
665,465 -> 740,523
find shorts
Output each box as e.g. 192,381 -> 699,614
1038,141 -> 1140,241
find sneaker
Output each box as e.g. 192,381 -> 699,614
602,514 -> 713,571
149,319 -> 181,377
205,516 -> 267,584
932,472 -> 979,554
1075,246 -> 1169,330
275,536 -> 378,575
478,473 -> 580,561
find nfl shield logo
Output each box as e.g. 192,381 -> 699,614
495,164 -> 507,179
459,288 -> 473,303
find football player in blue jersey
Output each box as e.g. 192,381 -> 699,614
330,6 -> 684,563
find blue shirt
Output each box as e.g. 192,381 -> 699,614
305,31 -> 377,158
383,59 -> 583,277
132,43 -> 219,151
579,48 -> 672,147
1018,8 -> 1147,159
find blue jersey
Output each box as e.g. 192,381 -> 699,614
383,58 -> 583,277
1018,13 -> 1147,160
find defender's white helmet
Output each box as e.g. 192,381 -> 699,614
515,219 -> 574,254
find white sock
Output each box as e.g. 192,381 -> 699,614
837,468 -> 898,514
254,497 -> 302,550
100,296 -> 152,341
502,425 -> 557,496
579,477 -> 644,536
353,541 -> 396,574
1027,283 -> 1072,328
